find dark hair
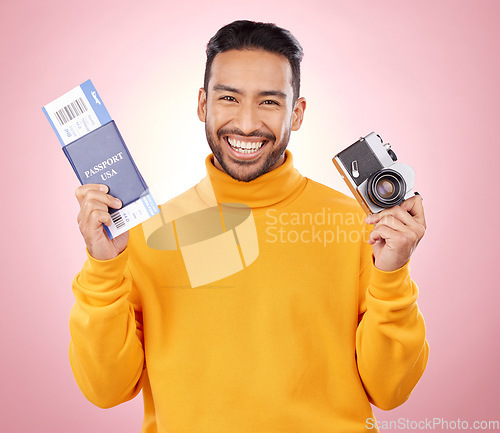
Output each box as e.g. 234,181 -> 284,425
204,20 -> 303,104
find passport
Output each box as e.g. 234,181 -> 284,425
63,120 -> 147,208
42,79 -> 159,238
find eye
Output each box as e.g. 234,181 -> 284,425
220,95 -> 237,102
262,100 -> 280,106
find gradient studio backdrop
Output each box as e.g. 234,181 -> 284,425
1,0 -> 499,431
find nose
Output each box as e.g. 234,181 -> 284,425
233,102 -> 262,135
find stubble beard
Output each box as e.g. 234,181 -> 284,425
205,124 -> 291,183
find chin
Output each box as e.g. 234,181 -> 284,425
221,160 -> 264,182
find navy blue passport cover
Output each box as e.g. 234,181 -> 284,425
63,120 -> 147,207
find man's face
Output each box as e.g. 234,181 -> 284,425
198,49 -> 306,182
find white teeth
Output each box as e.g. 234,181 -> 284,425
227,137 -> 265,154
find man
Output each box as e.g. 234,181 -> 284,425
71,20 -> 428,433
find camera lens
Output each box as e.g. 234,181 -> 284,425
377,179 -> 395,198
367,169 -> 406,208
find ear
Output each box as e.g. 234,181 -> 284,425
291,97 -> 306,131
197,88 -> 207,122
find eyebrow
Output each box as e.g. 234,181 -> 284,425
259,90 -> 288,100
212,84 -> 288,100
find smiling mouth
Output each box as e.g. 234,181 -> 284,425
225,136 -> 267,154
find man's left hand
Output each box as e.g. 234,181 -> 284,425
365,195 -> 426,272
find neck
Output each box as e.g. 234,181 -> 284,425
200,150 -> 306,208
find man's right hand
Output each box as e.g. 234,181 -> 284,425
75,184 -> 129,261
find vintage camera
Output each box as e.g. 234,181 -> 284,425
332,132 -> 415,215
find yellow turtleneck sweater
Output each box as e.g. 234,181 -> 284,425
69,151 -> 428,433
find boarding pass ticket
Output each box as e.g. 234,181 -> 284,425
43,79 -> 159,238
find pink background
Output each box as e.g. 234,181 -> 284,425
1,0 -> 499,431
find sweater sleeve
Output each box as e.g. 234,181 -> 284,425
69,248 -> 145,409
355,243 -> 429,410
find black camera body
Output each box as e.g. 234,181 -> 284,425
332,132 -> 415,215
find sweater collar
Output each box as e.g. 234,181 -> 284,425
199,150 -> 305,208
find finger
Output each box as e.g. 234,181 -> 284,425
373,214 -> 408,233
93,209 -> 112,228
368,229 -> 383,245
400,195 -> 426,229
78,188 -> 122,212
367,202 -> 425,233
78,192 -> 122,233
79,198 -> 111,225
75,184 -> 109,206
368,224 -> 397,245
369,223 -> 420,251
368,206 -> 426,242
79,209 -> 112,238
367,205 -> 414,227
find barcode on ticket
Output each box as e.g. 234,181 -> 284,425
54,97 -> 88,126
111,211 -> 126,230
104,192 -> 159,239
42,80 -> 111,146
